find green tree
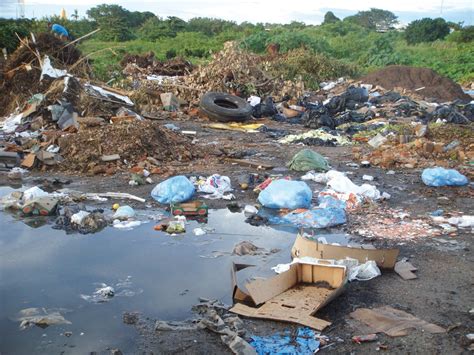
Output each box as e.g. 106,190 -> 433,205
72,9 -> 79,21
86,4 -> 133,41
187,17 -> 237,36
405,18 -> 450,44
323,11 -> 340,25
128,11 -> 156,28
345,8 -> 397,30
139,17 -> 174,40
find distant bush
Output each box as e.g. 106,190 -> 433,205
0,19 -> 31,52
447,26 -> 474,43
405,18 -> 450,44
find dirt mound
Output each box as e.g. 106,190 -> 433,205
1,33 -> 84,117
361,66 -> 470,102
57,120 -> 202,173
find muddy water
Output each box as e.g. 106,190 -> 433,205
0,186 -> 350,354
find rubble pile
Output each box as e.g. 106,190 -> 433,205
58,120 -> 201,173
177,42 -> 304,104
121,52 -> 194,78
354,123 -> 474,171
0,33 -> 85,117
360,65 -> 471,102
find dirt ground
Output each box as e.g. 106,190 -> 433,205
2,118 -> 472,354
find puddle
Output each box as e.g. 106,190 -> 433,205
0,185 -> 352,353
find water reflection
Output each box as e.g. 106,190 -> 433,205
0,186 -> 351,354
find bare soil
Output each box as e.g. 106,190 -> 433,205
361,65 -> 471,102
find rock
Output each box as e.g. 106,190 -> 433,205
123,312 -> 139,325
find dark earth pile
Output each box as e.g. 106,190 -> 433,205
361,65 -> 471,102
57,120 -> 203,173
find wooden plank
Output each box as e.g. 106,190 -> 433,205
227,158 -> 274,170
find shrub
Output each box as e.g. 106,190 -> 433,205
405,18 -> 450,44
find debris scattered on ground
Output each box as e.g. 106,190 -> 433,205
349,306 -> 446,337
394,260 -> 418,280
14,307 -> 72,330
249,327 -> 320,354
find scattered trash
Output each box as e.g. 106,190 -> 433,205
258,179 -> 312,209
230,261 -> 347,330
113,205 -> 136,220
349,306 -> 445,336
193,227 -> 206,236
249,327 -> 320,354
151,176 -> 195,204
232,241 -> 264,256
14,307 -> 71,330
200,92 -> 252,122
287,149 -> 329,172
421,167 -> 468,187
394,260 -> 418,280
197,174 -> 233,200
243,205 -> 258,215
81,277 -> 142,303
352,334 -> 378,344
171,200 -> 208,217
291,234 -> 399,269
279,207 -> 347,229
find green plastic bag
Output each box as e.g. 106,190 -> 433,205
287,149 -> 329,172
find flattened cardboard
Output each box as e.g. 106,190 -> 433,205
21,153 -> 36,168
291,234 -> 399,269
394,261 -> 418,280
230,262 -> 347,330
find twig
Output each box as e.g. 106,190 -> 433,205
68,46 -> 121,72
61,28 -> 101,49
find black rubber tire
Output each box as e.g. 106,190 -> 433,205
199,92 -> 252,122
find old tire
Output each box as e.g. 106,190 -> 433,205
199,92 -> 252,122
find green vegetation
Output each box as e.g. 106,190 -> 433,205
404,18 -> 450,44
1,5 -> 472,85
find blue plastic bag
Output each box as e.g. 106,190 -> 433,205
249,327 -> 320,355
151,175 -> 195,204
282,207 -> 346,228
317,195 -> 346,210
258,180 -> 312,209
421,167 -> 468,187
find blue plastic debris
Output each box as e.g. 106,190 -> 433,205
430,209 -> 444,216
258,180 -> 312,209
317,195 -> 346,210
249,327 -> 320,355
281,207 -> 347,229
421,167 -> 468,187
151,175 -> 195,204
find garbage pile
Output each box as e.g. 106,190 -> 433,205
0,33 -> 85,117
175,42 -> 305,104
1,33 -> 204,173
121,52 -> 194,79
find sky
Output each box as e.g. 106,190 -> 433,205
1,0 -> 473,25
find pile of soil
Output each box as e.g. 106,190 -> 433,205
121,52 -> 193,77
57,120 -> 203,173
1,33 -> 84,117
361,66 -> 470,102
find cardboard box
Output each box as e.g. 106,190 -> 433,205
230,261 -> 347,330
291,234 -> 399,269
